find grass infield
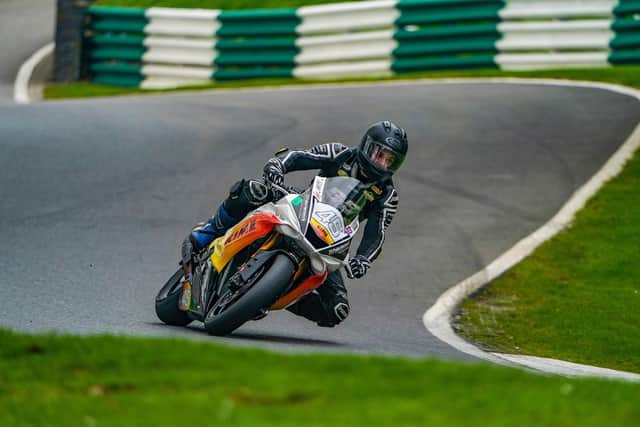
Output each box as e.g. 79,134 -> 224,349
1,328 -> 640,427
44,66 -> 640,100
455,146 -> 640,374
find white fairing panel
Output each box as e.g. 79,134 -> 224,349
312,202 -> 349,243
255,193 -> 355,274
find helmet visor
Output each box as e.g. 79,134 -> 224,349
366,141 -> 403,173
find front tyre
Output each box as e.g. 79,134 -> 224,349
155,268 -> 193,327
204,254 -> 295,336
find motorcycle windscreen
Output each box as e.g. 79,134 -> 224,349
209,212 -> 281,272
297,177 -> 366,234
316,177 -> 368,224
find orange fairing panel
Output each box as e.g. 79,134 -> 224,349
270,271 -> 328,310
210,212 -> 281,272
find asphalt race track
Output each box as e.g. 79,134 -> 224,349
1,80 -> 639,359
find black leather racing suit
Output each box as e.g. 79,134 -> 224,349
197,143 -> 399,327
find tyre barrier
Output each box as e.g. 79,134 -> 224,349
85,0 -> 640,89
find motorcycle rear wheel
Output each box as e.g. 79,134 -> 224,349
204,254 -> 295,336
155,267 -> 193,327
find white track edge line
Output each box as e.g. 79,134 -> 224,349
74,76 -> 640,103
422,78 -> 640,382
14,42 -> 54,104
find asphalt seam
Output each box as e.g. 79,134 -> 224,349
422,79 -> 640,382
13,42 -> 54,104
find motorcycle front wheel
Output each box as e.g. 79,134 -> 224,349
155,267 -> 193,327
203,254 -> 295,336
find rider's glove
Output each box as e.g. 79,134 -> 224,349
263,158 -> 285,187
347,255 -> 371,279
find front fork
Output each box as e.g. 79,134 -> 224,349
176,263 -> 191,311
179,238 -> 195,311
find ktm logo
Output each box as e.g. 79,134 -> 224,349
225,220 -> 257,244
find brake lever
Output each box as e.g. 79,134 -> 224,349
269,182 -> 290,199
345,258 -> 355,279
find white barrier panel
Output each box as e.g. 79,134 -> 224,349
145,7 -> 221,37
296,31 -> 397,64
296,30 -> 394,47
500,0 -> 616,20
89,0 -> 636,87
144,36 -> 217,49
498,33 -> 613,51
142,64 -> 214,78
298,0 -> 396,15
297,42 -> 397,64
141,76 -> 212,89
497,52 -> 610,70
294,60 -> 393,78
146,7 -> 221,20
144,20 -> 221,37
143,49 -> 217,66
143,36 -> 217,67
297,3 -> 398,35
498,20 -> 612,33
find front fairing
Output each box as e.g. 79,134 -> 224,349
254,196 -> 342,274
255,177 -> 364,274
208,212 -> 281,272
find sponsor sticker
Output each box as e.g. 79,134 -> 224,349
363,190 -> 374,202
310,217 -> 334,244
371,185 -> 383,195
179,282 -> 192,311
312,177 -> 326,201
225,219 -> 257,244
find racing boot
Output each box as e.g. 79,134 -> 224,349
181,203 -> 240,282
190,204 -> 240,252
179,204 -> 242,308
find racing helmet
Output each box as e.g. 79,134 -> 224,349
357,121 -> 408,180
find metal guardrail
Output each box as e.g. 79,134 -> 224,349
83,0 -> 640,89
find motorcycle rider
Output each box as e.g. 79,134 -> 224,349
182,120 -> 408,327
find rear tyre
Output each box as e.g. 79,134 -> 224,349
204,254 -> 295,336
155,268 -> 193,327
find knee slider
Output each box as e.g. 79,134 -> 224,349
317,300 -> 349,327
228,179 -> 245,199
332,301 -> 350,323
247,180 -> 269,205
223,179 -> 249,218
223,178 -> 268,218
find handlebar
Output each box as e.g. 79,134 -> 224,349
268,182 -> 291,198
269,179 -> 356,276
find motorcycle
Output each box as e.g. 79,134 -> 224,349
155,176 -> 368,336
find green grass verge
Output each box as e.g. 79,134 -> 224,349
455,146 -> 640,374
43,66 -> 640,100
1,328 -> 639,427
93,0 -> 359,9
